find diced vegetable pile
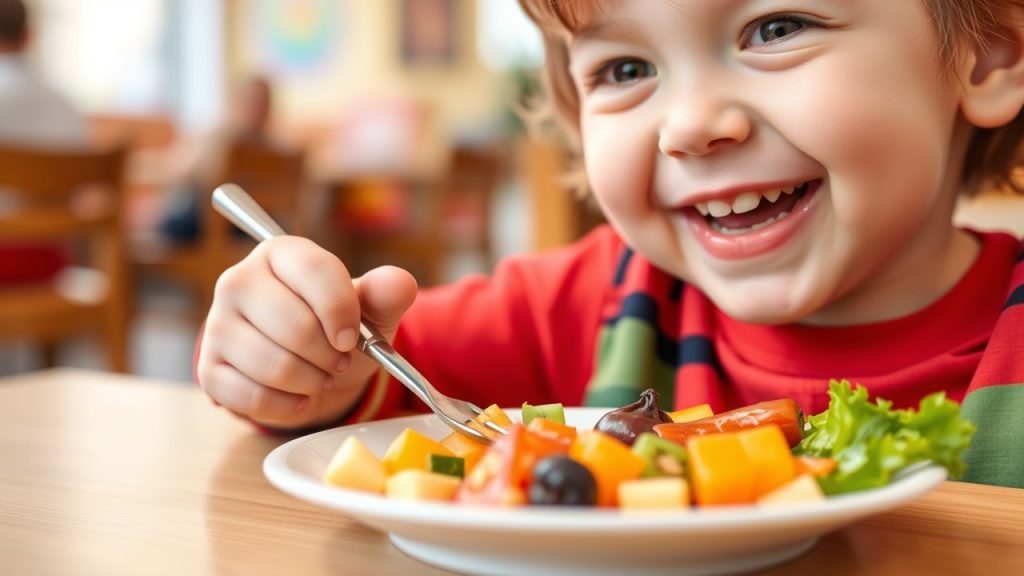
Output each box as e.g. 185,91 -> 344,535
322,380 -> 975,509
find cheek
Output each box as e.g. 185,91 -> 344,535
770,61 -> 956,220
581,113 -> 658,216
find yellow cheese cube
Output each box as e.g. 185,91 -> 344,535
381,428 -> 453,475
668,404 -> 714,423
757,474 -> 825,506
386,469 -> 461,502
687,433 -> 755,506
323,436 -> 386,494
466,404 -> 514,441
618,477 -> 691,509
734,425 -> 796,498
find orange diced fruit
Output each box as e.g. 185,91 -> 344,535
686,433 -> 755,506
793,455 -> 838,478
467,404 -> 515,440
757,474 -> 825,506
668,403 -> 714,423
526,417 -> 577,444
381,428 -> 453,475
618,477 -> 691,509
570,431 -> 647,507
440,430 -> 487,474
734,425 -> 796,498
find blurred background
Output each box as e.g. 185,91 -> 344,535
0,0 -> 1020,381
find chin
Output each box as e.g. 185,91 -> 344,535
711,293 -> 811,325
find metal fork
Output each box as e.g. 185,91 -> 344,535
211,183 -> 507,443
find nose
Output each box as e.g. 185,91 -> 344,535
658,93 -> 752,157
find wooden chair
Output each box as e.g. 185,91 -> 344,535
132,139 -> 308,316
0,145 -> 130,372
336,145 -> 504,286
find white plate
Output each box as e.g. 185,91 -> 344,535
263,408 -> 946,576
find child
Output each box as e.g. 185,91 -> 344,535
196,0 -> 1024,488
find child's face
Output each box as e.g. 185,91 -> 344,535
567,0 -> 976,325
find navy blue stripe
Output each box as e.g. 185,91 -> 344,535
1006,285 -> 1024,309
668,279 -> 684,302
612,247 -> 633,287
678,335 -> 722,375
678,335 -> 715,365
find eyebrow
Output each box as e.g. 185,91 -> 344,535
569,17 -> 647,50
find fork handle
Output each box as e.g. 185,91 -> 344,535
356,332 -> 433,407
213,183 -> 285,241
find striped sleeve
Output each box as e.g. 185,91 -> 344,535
961,242 -> 1024,488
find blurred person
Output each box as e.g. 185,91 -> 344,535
0,0 -> 88,147
0,0 -> 88,285
155,75 -> 276,243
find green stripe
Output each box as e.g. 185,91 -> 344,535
960,383 -> 1024,488
585,318 -> 676,409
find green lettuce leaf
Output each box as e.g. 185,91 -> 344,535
795,380 -> 975,495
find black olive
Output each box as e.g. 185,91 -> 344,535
528,455 -> 598,506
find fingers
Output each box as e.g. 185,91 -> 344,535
214,313 -> 333,397
199,362 -> 316,425
224,260 -> 352,375
264,237 -> 363,352
354,265 -> 419,338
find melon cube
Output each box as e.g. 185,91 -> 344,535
386,469 -> 461,502
323,436 -> 386,494
618,477 -> 691,509
757,474 -> 825,506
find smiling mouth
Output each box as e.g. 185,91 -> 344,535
693,181 -> 812,235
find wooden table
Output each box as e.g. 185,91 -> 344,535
1,369 -> 1021,576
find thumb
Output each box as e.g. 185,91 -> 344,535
353,265 -> 419,342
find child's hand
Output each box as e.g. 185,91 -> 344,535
196,236 -> 418,429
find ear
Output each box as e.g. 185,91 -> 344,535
959,16 -> 1024,129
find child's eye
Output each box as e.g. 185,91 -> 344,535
593,59 -> 657,87
745,16 -> 809,47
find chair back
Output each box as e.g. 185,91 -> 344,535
202,138 -> 308,272
0,144 -> 126,250
437,146 -> 503,263
0,144 -> 130,372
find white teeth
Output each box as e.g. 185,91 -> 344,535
692,183 -> 803,218
707,199 -> 732,218
730,192 -> 761,214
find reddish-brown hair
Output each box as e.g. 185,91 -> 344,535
518,0 -> 1024,195
0,0 -> 27,46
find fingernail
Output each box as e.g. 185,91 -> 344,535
335,328 -> 357,351
336,353 -> 351,373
